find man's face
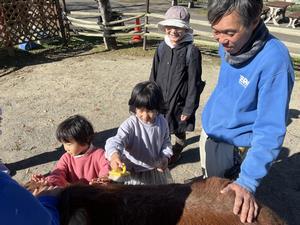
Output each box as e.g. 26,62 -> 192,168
211,11 -> 257,55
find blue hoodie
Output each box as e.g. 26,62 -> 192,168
202,34 -> 294,192
0,171 -> 59,225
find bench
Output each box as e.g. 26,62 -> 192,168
264,1 -> 295,26
287,12 -> 300,28
171,0 -> 197,8
261,6 -> 270,20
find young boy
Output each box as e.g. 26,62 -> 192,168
150,6 -> 205,165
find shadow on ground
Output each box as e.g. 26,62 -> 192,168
0,37 -> 164,78
256,151 -> 300,225
287,108 -> 300,126
180,135 -> 201,165
169,135 -> 200,169
93,127 -> 118,148
5,146 -> 65,177
179,147 -> 200,164
0,36 -> 104,77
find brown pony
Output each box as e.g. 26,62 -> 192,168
56,177 -> 285,225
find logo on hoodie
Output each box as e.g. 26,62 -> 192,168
239,75 -> 249,88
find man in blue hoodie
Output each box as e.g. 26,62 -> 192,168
200,0 -> 294,223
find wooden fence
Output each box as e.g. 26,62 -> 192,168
0,0 -> 66,48
66,11 -> 218,49
66,10 -> 300,57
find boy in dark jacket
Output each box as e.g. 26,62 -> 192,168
150,6 -> 205,165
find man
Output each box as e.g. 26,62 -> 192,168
200,0 -> 294,223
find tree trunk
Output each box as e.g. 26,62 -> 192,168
97,0 -> 117,50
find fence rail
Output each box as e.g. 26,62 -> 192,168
66,10 -> 299,57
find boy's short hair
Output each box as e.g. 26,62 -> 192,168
56,115 -> 94,145
128,81 -> 167,114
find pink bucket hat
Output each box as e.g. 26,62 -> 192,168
158,6 -> 192,32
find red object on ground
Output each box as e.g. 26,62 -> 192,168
131,18 -> 143,43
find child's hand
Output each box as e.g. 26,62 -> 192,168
156,157 -> 168,172
89,176 -> 111,185
33,185 -> 62,197
31,174 -> 48,184
31,174 -> 52,189
180,114 -> 190,121
110,152 -> 123,171
31,174 -> 44,182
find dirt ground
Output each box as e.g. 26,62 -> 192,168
0,46 -> 299,225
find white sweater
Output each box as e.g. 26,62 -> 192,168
105,114 -> 173,172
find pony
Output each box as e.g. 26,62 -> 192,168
55,177 -> 285,225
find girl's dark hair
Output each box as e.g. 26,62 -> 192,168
56,115 -> 94,145
128,81 -> 167,114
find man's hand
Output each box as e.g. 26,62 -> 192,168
221,182 -> 258,223
110,152 -> 123,171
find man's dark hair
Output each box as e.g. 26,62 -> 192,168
207,0 -> 263,27
128,81 -> 167,114
56,115 -> 94,145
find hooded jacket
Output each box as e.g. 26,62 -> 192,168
202,33 -> 294,192
150,36 -> 205,134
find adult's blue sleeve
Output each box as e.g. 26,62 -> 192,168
0,171 -> 59,225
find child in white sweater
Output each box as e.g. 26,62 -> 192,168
105,81 -> 173,185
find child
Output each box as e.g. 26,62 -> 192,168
150,6 -> 205,165
31,115 -> 110,187
105,81 -> 173,185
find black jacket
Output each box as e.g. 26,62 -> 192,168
150,41 -> 205,134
